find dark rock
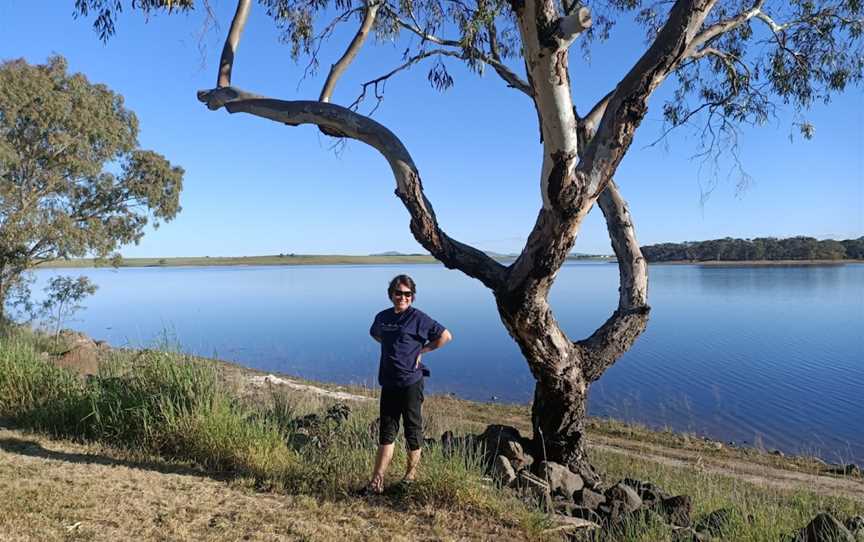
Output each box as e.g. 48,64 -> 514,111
846,515 -> 864,534
287,432 -> 314,450
539,461 -> 585,499
573,462 -> 603,490
695,508 -> 737,537
519,436 -> 535,454
480,424 -> 523,460
605,482 -> 643,515
324,402 -> 351,424
512,452 -> 534,471
622,478 -> 670,508
293,413 -> 321,430
671,527 -> 710,542
574,488 -> 606,510
661,495 -> 693,528
846,516 -> 864,542
441,430 -> 455,453
502,439 -> 525,463
492,455 -> 517,486
825,464 -> 863,477
794,513 -> 855,542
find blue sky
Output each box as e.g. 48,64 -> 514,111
1,1 -> 861,257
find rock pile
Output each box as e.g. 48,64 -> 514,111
790,513 -> 864,542
446,424 -> 755,540
285,403 -> 353,450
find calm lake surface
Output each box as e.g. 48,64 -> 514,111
32,262 -> 864,463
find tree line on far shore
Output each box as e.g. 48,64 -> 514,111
641,236 -> 864,263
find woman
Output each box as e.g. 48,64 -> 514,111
366,274 -> 452,493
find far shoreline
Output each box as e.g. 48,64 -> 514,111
38,255 -> 863,269
655,259 -> 863,267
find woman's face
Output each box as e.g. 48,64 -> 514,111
390,284 -> 414,312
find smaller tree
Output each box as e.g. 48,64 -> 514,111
39,275 -> 98,341
0,56 -> 184,319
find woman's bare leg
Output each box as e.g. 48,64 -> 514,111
404,448 -> 421,481
370,443 -> 395,492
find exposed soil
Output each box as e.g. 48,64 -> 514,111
590,435 -> 864,502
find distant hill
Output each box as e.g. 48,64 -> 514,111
369,251 -> 428,257
371,250 -> 613,260
641,236 -> 864,262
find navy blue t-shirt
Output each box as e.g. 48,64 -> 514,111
370,306 -> 445,388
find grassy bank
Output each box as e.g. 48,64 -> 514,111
0,328 -> 546,539
41,255 -> 440,268
40,254 -> 616,269
653,259 -> 863,266
1,328 -> 862,540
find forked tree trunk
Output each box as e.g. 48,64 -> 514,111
200,0 -> 669,478
531,366 -> 593,477
492,180 -> 649,480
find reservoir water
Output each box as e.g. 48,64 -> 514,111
31,262 -> 864,463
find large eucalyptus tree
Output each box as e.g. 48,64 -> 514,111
0,56 -> 183,320
75,0 -> 863,478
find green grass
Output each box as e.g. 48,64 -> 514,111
0,334 -> 296,482
0,328 -> 540,535
1,328 -> 861,541
588,447 -> 864,541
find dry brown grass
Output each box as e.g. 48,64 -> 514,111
0,428 -> 532,542
4,328 -> 864,541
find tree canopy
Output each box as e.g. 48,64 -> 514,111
0,56 -> 183,316
641,236 -> 862,262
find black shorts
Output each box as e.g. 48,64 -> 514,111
379,379 -> 424,450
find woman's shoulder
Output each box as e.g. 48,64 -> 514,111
374,307 -> 395,319
407,307 -> 433,320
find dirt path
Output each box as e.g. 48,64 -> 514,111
591,434 -> 864,502
248,374 -> 372,402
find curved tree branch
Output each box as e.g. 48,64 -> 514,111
575,89 -> 614,155
198,87 -> 506,289
217,0 -> 252,88
577,180 -> 650,383
685,0 -> 764,57
556,6 -> 592,44
577,0 -> 718,198
207,0 -> 505,287
319,0 -> 380,103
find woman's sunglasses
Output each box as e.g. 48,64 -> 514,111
392,290 -> 413,298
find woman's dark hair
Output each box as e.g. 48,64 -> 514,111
388,274 -> 416,298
